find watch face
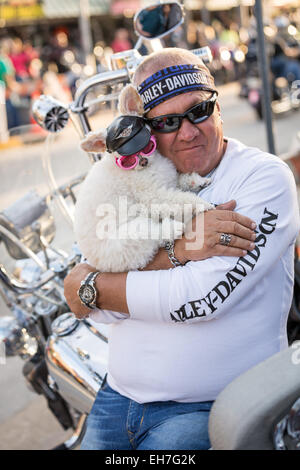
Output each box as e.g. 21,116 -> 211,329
79,285 -> 95,305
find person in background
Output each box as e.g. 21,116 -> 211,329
270,16 -> 300,82
0,38 -> 20,128
111,28 -> 132,53
8,38 -> 37,81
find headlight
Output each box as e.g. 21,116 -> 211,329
32,95 -> 69,133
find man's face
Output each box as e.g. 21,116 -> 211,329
146,90 -> 225,176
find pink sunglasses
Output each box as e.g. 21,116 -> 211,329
115,136 -> 157,170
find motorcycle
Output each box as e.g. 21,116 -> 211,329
240,36 -> 300,120
0,123 -> 103,448
1,1 -> 300,451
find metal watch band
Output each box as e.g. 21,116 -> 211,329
164,241 -> 183,267
78,270 -> 101,309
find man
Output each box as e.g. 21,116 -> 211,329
64,48 -> 300,450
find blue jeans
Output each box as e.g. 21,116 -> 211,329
271,55 -> 300,81
80,378 -> 213,450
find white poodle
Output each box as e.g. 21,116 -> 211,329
74,84 -> 214,272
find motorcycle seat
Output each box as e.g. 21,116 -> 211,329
208,345 -> 300,450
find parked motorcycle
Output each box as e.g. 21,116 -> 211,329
240,36 -> 300,120
0,123 -> 107,448
1,1 -> 300,451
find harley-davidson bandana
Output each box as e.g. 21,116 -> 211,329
137,64 -> 216,112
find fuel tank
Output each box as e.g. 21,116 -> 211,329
46,313 -> 109,414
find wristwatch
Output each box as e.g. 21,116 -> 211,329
164,241 -> 184,267
77,271 -> 101,309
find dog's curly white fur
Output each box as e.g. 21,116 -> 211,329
74,84 -> 214,272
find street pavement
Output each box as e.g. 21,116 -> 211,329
0,82 -> 299,450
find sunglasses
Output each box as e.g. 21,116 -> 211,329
145,92 -> 218,134
115,135 -> 157,170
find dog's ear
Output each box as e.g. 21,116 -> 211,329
80,130 -> 107,153
118,84 -> 144,116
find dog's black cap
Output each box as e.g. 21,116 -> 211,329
106,115 -> 151,156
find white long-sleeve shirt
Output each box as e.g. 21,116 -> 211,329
89,138 -> 300,403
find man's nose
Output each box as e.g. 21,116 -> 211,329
177,118 -> 200,141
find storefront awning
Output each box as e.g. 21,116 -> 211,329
42,0 -> 110,19
110,0 -> 141,16
0,0 -> 44,21
184,0 -> 256,10
0,0 -> 110,24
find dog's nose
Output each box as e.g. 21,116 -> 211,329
139,157 -> 148,167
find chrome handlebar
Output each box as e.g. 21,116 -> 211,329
0,263 -> 56,295
0,174 -> 85,295
72,68 -> 130,135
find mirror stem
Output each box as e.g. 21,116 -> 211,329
134,37 -> 143,51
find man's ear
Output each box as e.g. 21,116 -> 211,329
118,84 -> 144,116
80,130 -> 107,153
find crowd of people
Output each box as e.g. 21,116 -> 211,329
188,13 -> 300,85
0,37 -> 40,129
0,11 -> 300,133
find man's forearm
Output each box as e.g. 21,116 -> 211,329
94,247 -> 177,313
95,272 -> 129,313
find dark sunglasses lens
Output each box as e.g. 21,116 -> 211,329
188,101 -> 214,123
150,116 -> 181,133
148,96 -> 216,133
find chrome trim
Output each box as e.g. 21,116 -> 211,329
32,95 -> 69,133
274,397 -> 300,450
83,319 -> 108,343
0,225 -> 46,270
73,69 -> 129,135
52,313 -> 80,337
46,320 -> 108,414
287,397 -> 300,441
0,263 -> 55,294
56,414 -> 87,450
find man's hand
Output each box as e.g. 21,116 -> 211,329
175,200 -> 257,263
64,263 -> 96,319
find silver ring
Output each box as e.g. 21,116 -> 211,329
220,233 -> 232,246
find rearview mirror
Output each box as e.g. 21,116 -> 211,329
134,1 -> 184,40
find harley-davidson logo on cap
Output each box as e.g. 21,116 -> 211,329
106,115 -> 151,156
116,124 -> 133,139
